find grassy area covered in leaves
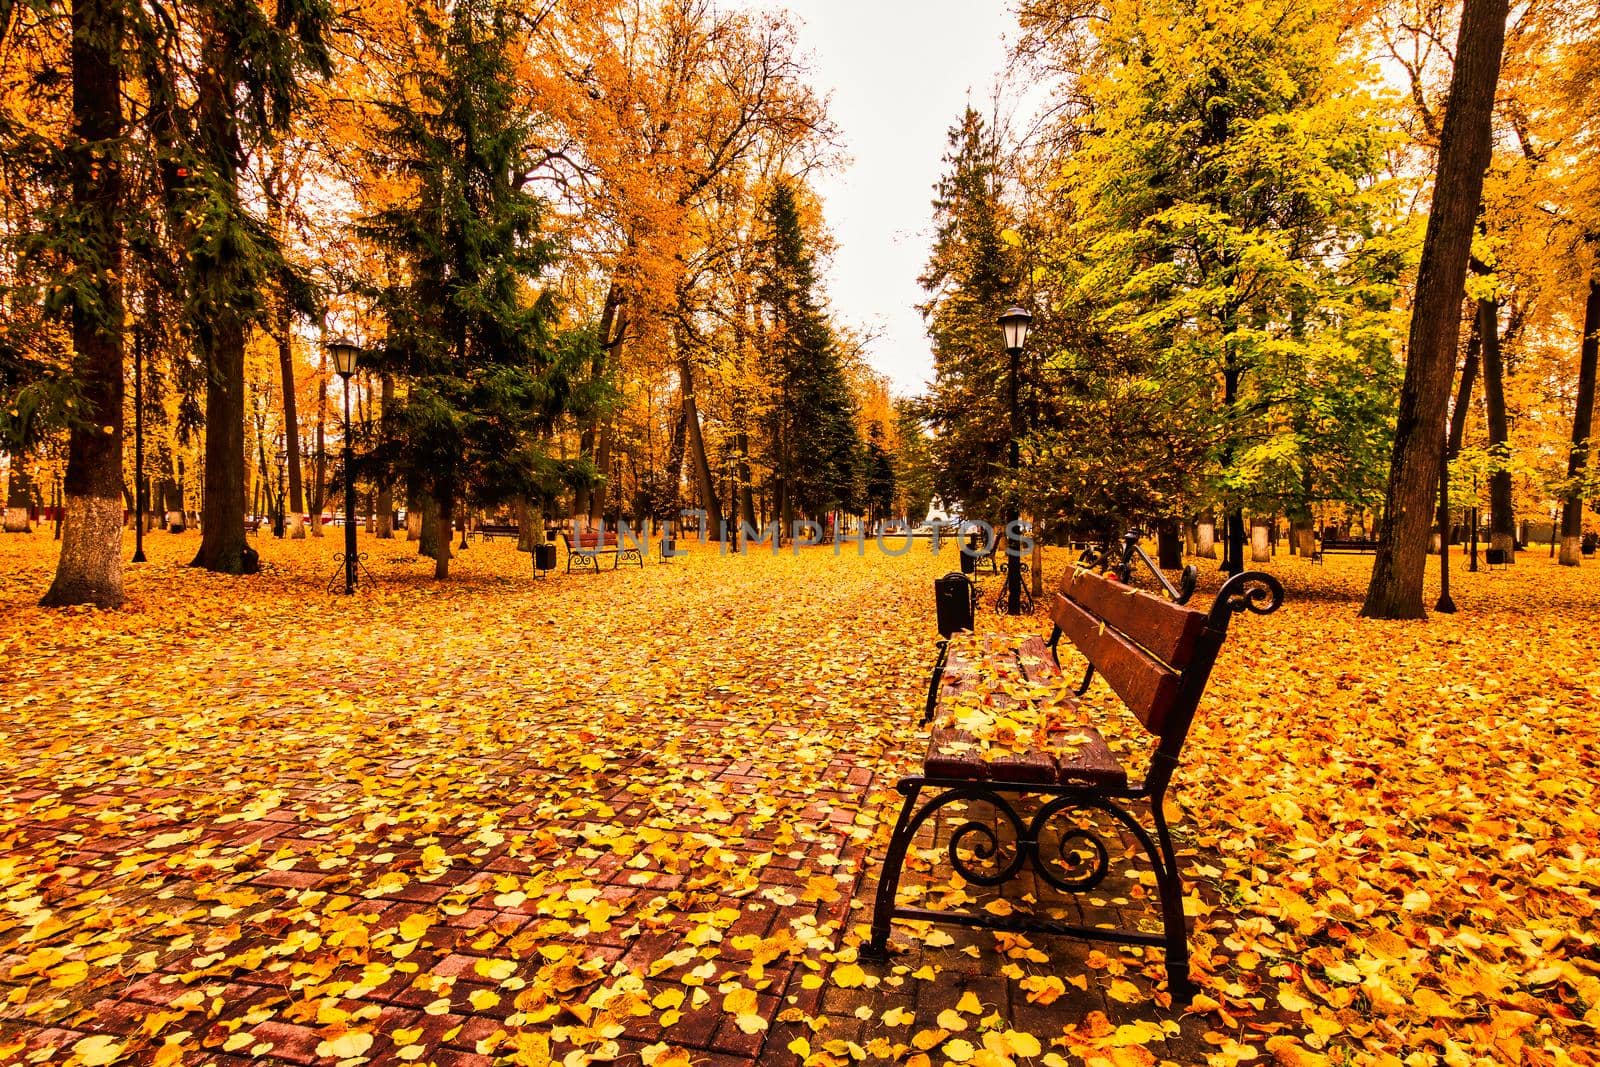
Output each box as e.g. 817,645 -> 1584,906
0,531 -> 1596,1067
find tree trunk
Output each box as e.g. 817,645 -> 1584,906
1195,514 -> 1216,558
176,457 -> 190,530
310,358 -> 326,537
1031,528 -> 1043,599
191,319 -> 249,572
1479,296 -> 1516,561
1225,507 -> 1247,573
679,354 -> 723,539
418,493 -> 438,558
278,288 -> 305,539
374,373 -> 394,537
1156,519 -> 1182,569
5,460 -> 32,532
574,425 -> 594,519
42,0 -> 125,608
1448,315 -> 1482,459
1559,277 -> 1599,565
664,408 -> 687,519
1292,519 -> 1315,557
515,497 -> 541,550
591,422 -> 612,523
433,495 -> 452,579
1362,0 -> 1508,619
737,432 -> 756,532
1249,516 -> 1271,563
1436,434 -> 1456,611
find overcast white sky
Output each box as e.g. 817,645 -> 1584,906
756,0 -> 1021,396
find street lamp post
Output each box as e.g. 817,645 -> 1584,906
998,306 -> 1032,617
328,336 -> 360,594
132,333 -> 146,563
271,436 -> 287,538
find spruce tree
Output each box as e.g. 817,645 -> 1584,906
759,181 -> 859,526
143,0 -> 331,574
38,0 -> 127,606
361,0 -> 586,580
918,108 -> 1018,522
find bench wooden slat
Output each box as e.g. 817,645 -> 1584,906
926,727 -> 992,780
1049,594 -> 1182,735
929,635 -> 1127,789
564,531 -> 627,550
1061,569 -> 1205,668
1048,729 -> 1127,788
924,724 -> 1126,788
1016,635 -> 1062,684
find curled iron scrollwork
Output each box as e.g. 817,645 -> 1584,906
1176,565 -> 1199,605
900,788 -> 1028,887
949,805 -> 1026,886
1076,545 -> 1110,572
1211,570 -> 1285,621
1028,797 -> 1110,892
905,788 -> 1153,896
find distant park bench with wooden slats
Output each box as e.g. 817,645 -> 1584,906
560,528 -> 644,572
864,540 -> 1284,1002
1311,537 -> 1377,563
476,523 -> 519,541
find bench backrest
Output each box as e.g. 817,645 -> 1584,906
1050,569 -> 1206,735
564,530 -> 619,549
1049,565 -> 1282,747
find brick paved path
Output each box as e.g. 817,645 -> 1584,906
0,537 -> 1232,1066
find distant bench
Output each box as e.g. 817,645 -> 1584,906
476,523 -> 519,541
560,529 -> 644,572
1312,538 -> 1377,563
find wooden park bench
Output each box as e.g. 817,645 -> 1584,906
244,517 -> 261,536
1310,537 -> 1376,563
476,523 -> 520,541
864,543 -> 1283,1001
560,528 -> 644,573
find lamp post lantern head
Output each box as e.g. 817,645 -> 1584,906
998,307 -> 1032,354
327,336 -> 360,379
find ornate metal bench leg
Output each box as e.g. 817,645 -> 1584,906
924,640 -> 949,725
864,779 -> 924,960
1151,800 -> 1194,1002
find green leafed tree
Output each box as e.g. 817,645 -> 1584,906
889,399 -> 936,522
1032,0 -> 1410,570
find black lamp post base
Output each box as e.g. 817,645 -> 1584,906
325,551 -> 378,594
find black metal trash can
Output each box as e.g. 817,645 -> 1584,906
934,572 -> 976,637
534,543 -> 557,572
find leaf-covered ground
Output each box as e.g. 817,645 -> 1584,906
0,531 -> 1595,1067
